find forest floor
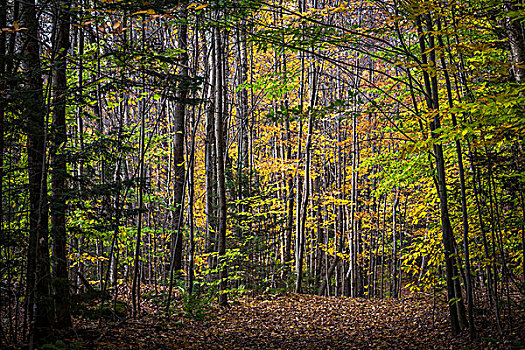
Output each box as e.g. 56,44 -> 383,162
59,288 -> 525,350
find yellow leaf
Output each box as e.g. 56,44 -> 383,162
133,9 -> 156,15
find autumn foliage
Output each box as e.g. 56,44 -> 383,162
0,0 -> 524,348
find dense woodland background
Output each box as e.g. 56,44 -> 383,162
0,0 -> 525,347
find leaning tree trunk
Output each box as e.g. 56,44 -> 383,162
436,16 -> 476,339
414,13 -> 466,335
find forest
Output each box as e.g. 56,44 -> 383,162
0,0 -> 524,348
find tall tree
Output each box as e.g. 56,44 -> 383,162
503,0 -> 525,82
214,14 -> 228,307
414,11 -> 467,335
19,0 -> 53,343
132,16 -> 147,318
50,0 -> 72,329
171,4 -> 189,278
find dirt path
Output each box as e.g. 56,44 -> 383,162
74,293 -> 523,349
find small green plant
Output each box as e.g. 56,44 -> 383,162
181,291 -> 212,321
39,340 -> 83,350
203,249 -> 249,300
40,340 -> 66,350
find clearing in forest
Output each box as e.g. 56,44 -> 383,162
70,293 -> 524,349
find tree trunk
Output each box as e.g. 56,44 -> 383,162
205,24 -> 218,276
50,0 -> 72,329
415,13 -> 466,335
436,16 -> 475,338
391,189 -> 399,298
214,19 -> 228,307
0,0 -> 7,283
171,8 -> 189,278
503,0 -> 525,82
20,0 -> 53,343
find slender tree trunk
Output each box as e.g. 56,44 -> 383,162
71,2 -> 84,292
205,24 -> 218,276
188,111 -> 196,295
348,83 -> 360,297
281,18 -> 293,278
20,0 -> 53,343
187,15 -> 200,296
50,0 -> 72,329
236,21 -> 250,203
0,4 -> 7,345
436,16 -> 475,338
0,0 -> 7,276
426,13 -> 467,330
214,19 -> 228,307
414,13 -> 465,335
131,17 -> 148,318
294,108 -> 304,290
503,0 -> 525,82
391,189 -> 399,298
172,7 -> 189,277
314,178 -> 324,288
319,255 -> 339,296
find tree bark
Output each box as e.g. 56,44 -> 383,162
50,0 -> 72,329
171,7 -> 189,278
20,0 -> 53,343
415,13 -> 466,335
214,19 -> 228,307
503,0 -> 525,82
0,0 -> 7,269
436,16 -> 475,339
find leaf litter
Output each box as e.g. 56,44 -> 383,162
66,291 -> 524,349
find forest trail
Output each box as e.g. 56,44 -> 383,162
72,293 -> 523,349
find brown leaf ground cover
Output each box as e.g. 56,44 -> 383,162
67,292 -> 524,349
